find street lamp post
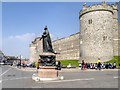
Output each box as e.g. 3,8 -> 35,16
20,55 -> 21,69
19,55 -> 22,69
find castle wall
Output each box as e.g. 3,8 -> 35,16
80,3 -> 114,62
117,22 -> 120,56
52,33 -> 80,60
29,2 -> 119,63
29,43 -> 37,63
29,37 -> 42,63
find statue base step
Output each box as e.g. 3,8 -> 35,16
38,66 -> 58,81
32,66 -> 64,81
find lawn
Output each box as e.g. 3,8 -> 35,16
58,56 -> 120,67
58,60 -> 79,67
106,56 -> 120,66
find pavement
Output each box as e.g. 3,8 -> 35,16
0,65 -> 119,88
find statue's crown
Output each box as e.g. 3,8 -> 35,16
44,26 -> 48,30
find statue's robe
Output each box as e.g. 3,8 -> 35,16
42,29 -> 54,53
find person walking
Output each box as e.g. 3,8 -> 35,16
36,60 -> 40,73
79,63 -> 82,69
81,60 -> 85,70
97,58 -> 101,70
97,62 -> 101,70
113,62 -> 116,69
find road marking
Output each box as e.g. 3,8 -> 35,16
2,77 -> 31,82
32,86 -> 42,88
114,76 -> 118,79
38,78 -> 94,83
0,80 -> 1,83
0,67 -> 12,77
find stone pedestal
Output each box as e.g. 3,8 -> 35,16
38,66 -> 58,81
39,52 -> 56,66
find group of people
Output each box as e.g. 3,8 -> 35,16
79,59 -> 116,70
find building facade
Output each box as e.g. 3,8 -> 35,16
29,2 -> 119,63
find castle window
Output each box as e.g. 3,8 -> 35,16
88,19 -> 92,24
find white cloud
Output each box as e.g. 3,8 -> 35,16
8,33 -> 36,42
2,33 -> 57,58
2,33 -> 36,58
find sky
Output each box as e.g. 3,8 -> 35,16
1,2 -> 119,59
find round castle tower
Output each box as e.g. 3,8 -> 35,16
112,3 -> 118,56
79,2 -> 116,62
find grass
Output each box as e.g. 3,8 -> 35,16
58,56 -> 120,67
106,56 -> 120,66
58,60 -> 79,67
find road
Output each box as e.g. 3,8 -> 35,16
0,65 -> 119,88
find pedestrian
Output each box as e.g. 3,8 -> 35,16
79,63 -> 81,69
113,62 -> 116,69
90,63 -> 93,69
85,63 -> 87,69
101,63 -> 104,69
87,63 -> 90,69
97,58 -> 100,63
105,62 -> 109,69
93,63 -> 96,69
97,62 -> 101,70
81,60 -> 86,70
36,60 -> 40,73
95,63 -> 98,70
97,58 -> 101,70
109,63 -> 112,69
56,61 -> 61,70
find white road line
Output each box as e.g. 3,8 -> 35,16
0,67 -> 12,77
38,78 -> 94,83
0,80 -> 1,83
113,76 -> 118,79
2,77 -> 31,82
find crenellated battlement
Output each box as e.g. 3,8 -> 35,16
80,2 -> 118,18
111,2 -> 118,10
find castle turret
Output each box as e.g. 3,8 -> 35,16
112,2 -> 118,56
79,2 -> 114,62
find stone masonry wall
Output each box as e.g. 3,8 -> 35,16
119,23 -> 120,56
29,43 -> 37,63
80,3 -> 114,63
52,32 -> 80,60
112,4 -> 119,56
79,2 -> 118,63
29,37 -> 42,63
